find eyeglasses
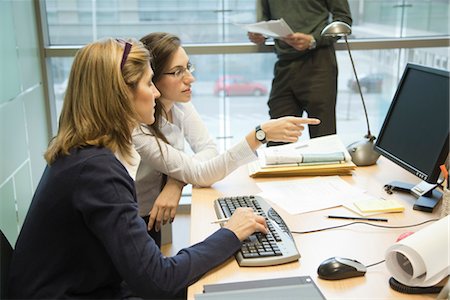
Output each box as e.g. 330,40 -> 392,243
163,63 -> 195,79
116,38 -> 132,70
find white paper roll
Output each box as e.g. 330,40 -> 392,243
385,215 -> 450,287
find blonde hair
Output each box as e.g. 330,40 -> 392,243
45,38 -> 151,164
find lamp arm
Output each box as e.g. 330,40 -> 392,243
344,36 -> 373,139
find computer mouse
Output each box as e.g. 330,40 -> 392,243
317,257 -> 367,280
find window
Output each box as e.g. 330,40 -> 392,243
42,0 -> 449,204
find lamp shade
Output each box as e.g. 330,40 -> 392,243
321,21 -> 352,37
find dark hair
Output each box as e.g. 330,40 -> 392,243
140,32 -> 181,82
140,32 -> 181,143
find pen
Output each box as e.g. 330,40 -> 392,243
211,217 -> 231,224
211,212 -> 264,224
295,144 -> 308,149
327,215 -> 388,222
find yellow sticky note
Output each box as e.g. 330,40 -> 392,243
354,198 -> 404,213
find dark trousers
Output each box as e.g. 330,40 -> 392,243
141,215 -> 162,248
268,46 -> 338,140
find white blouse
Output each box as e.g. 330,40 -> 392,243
114,147 -> 141,181
132,102 -> 257,216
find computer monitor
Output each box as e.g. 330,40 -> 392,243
374,63 -> 449,212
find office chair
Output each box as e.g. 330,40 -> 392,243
0,230 -> 13,299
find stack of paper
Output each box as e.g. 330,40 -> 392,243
241,18 -> 294,38
257,176 -> 361,215
248,135 -> 356,178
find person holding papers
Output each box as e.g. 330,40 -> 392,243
248,0 -> 352,141
134,32 -> 320,245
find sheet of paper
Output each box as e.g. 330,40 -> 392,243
241,18 -> 294,38
386,216 -> 449,287
256,176 -> 372,215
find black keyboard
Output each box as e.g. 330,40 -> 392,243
213,195 -> 300,267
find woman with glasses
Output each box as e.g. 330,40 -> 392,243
8,38 -> 269,299
133,32 -> 320,244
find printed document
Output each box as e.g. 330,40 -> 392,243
241,18 -> 294,38
257,176 -> 372,215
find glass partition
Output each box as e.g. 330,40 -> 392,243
44,0 -> 449,45
50,45 -> 449,150
44,0 -> 449,203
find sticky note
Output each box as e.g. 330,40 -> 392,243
354,198 -> 404,213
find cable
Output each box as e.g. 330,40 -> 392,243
291,218 -> 439,234
305,218 -> 440,283
389,277 -> 443,294
365,259 -> 385,268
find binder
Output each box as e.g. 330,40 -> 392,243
248,134 -> 356,178
195,276 -> 325,300
248,159 -> 356,178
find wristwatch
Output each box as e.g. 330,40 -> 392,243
255,125 -> 267,144
308,35 -> 317,50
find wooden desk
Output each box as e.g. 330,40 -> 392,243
188,157 -> 441,299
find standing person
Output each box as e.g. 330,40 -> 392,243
7,38 -> 269,299
133,32 -> 320,241
248,0 -> 352,141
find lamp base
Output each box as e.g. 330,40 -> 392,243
347,135 -> 380,166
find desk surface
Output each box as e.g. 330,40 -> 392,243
187,157 -> 441,300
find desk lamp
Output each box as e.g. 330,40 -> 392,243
321,21 -> 380,166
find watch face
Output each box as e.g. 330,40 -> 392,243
256,130 -> 265,140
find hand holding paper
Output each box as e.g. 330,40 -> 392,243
243,18 -> 294,39
282,33 -> 315,51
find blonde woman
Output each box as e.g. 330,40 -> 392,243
8,38 -> 267,299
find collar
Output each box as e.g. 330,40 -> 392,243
114,147 -> 141,181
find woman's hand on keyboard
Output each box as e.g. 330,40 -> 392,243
223,208 -> 268,241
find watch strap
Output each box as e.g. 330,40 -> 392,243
308,35 -> 317,50
255,125 -> 267,144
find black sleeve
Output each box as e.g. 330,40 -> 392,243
259,0 -> 271,21
316,0 -> 353,47
329,0 -> 352,25
74,154 -> 241,298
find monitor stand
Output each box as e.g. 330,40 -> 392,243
383,181 -> 443,213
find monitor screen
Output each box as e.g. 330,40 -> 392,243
374,63 -> 449,184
